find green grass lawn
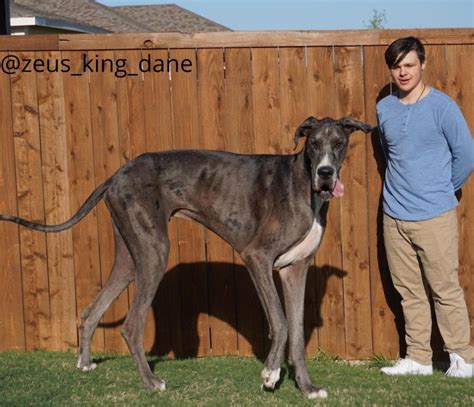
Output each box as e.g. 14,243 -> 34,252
0,350 -> 472,406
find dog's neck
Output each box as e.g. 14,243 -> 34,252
310,192 -> 323,212
294,146 -> 327,219
299,143 -> 330,223
311,193 -> 328,226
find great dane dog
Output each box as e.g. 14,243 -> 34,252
0,116 -> 372,399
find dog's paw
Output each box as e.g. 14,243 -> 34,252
76,356 -> 97,371
307,387 -> 328,399
154,380 -> 166,392
261,367 -> 281,390
77,362 -> 97,371
145,377 -> 166,392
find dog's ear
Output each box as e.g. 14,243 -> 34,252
294,116 -> 319,145
339,117 -> 373,134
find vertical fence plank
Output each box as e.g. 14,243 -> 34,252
0,52 -> 25,351
197,48 -> 239,356
170,48 -> 210,357
306,46 -> 346,357
114,49 -> 152,350
62,51 -> 104,352
142,50 -> 174,152
363,46 -> 400,358
249,46 -> 282,354
335,46 -> 372,359
36,50 -> 76,349
424,45 -> 447,92
279,46 -> 323,356
10,52 -> 51,350
115,50 -> 147,163
226,48 -> 255,155
198,48 -> 227,151
446,44 -> 474,342
251,47 -> 281,154
225,47 -> 265,357
88,50 -> 129,353
142,49 -> 181,357
279,47 -> 308,153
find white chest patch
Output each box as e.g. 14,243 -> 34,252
273,217 -> 324,269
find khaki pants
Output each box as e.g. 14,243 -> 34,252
383,209 -> 474,364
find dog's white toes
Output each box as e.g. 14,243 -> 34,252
76,355 -> 96,371
144,378 -> 166,392
77,362 -> 97,372
261,367 -> 281,389
307,388 -> 328,399
80,363 -> 97,372
156,380 -> 166,392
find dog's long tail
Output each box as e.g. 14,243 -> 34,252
0,178 -> 113,233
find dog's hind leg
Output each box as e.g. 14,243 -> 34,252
119,217 -> 169,391
77,223 -> 135,371
279,258 -> 327,399
240,250 -> 288,391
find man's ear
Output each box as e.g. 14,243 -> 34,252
294,116 -> 319,145
339,117 -> 373,134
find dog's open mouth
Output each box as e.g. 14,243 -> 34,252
316,179 -> 345,200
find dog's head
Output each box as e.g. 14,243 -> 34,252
295,116 -> 373,201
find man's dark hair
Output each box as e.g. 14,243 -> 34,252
384,36 -> 425,68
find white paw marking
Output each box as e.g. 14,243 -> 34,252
81,363 -> 97,372
157,380 -> 166,391
261,367 -> 281,389
76,357 -> 97,371
308,388 -> 328,399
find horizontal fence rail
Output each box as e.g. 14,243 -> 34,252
0,29 -> 472,360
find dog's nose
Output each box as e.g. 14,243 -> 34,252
317,166 -> 334,179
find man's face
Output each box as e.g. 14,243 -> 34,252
390,50 -> 425,94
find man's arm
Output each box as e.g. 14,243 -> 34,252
441,102 -> 474,191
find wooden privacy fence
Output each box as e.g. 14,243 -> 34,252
0,29 -> 473,360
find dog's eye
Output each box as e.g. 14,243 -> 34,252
334,142 -> 344,149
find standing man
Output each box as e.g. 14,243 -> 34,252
377,36 -> 474,377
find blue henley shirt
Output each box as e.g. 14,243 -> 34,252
376,88 -> 474,221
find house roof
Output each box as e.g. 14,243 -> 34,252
115,5 -> 230,33
10,2 -> 109,33
10,0 -> 231,33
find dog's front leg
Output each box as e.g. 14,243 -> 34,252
241,251 -> 288,390
280,258 -> 328,399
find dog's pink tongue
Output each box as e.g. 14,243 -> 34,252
332,179 -> 345,198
